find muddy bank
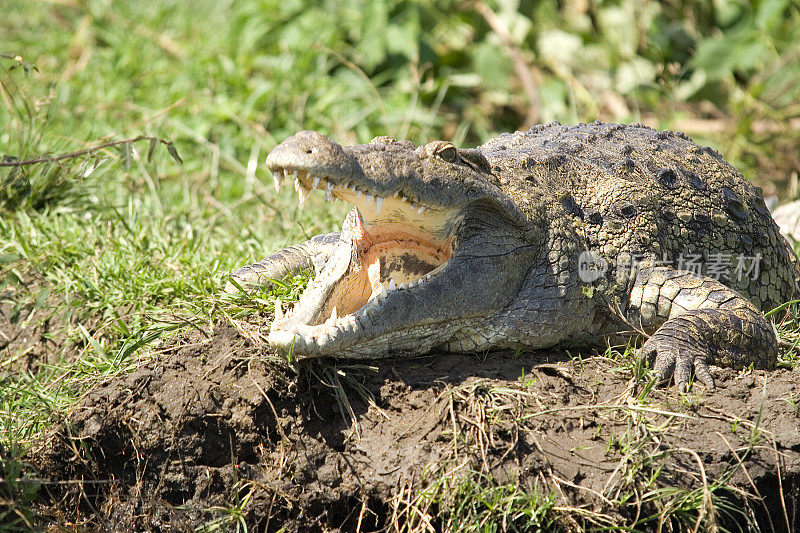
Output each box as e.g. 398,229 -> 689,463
36,321 -> 800,531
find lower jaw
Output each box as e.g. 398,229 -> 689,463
310,237 -> 451,325
272,218 -> 454,344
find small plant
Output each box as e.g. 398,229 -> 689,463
783,392 -> 798,413
0,443 -> 40,530
0,54 -> 181,213
392,468 -> 558,532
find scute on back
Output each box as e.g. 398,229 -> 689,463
479,121 -> 800,312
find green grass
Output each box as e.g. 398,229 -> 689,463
2,0 -> 800,529
394,469 -> 558,532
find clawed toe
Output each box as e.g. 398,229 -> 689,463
638,335 -> 715,392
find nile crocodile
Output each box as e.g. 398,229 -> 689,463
230,122 -> 800,391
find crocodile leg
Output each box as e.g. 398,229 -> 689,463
226,232 -> 340,291
627,267 -> 777,391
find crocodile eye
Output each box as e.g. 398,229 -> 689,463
425,141 -> 458,162
438,145 -> 457,162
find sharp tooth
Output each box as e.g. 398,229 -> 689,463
283,169 -> 290,180
417,205 -> 426,214
350,184 -> 357,192
388,278 -> 396,291
370,286 -> 387,300
374,197 -> 384,215
399,282 -> 408,289
401,195 -> 407,203
273,171 -> 283,193
298,183 -> 311,206
393,191 -> 399,198
274,299 -> 284,320
365,193 -> 373,206
325,181 -> 335,200
312,176 -> 321,190
330,306 -> 338,321
294,178 -> 300,192
356,189 -> 362,198
342,181 -> 350,189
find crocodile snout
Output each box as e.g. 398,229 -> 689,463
266,130 -> 353,176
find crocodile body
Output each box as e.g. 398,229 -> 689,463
231,122 -> 800,390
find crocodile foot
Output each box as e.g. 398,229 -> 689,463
629,268 -> 778,392
637,307 -> 777,392
638,312 -> 718,391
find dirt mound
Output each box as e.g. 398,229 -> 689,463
35,321 -> 800,531
0,290 -> 70,373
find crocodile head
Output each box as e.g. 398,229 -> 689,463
266,131 -> 533,358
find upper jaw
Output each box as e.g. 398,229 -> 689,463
266,129 -> 529,227
266,130 -> 466,236
272,167 -> 459,240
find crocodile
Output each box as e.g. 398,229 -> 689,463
230,122 -> 800,391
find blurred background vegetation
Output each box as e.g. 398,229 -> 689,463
1,0 -> 799,392
3,0 -> 800,207
2,0 -> 800,526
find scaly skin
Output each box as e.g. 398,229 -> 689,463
230,122 -> 800,391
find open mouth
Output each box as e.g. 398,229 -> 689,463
271,167 -> 459,336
